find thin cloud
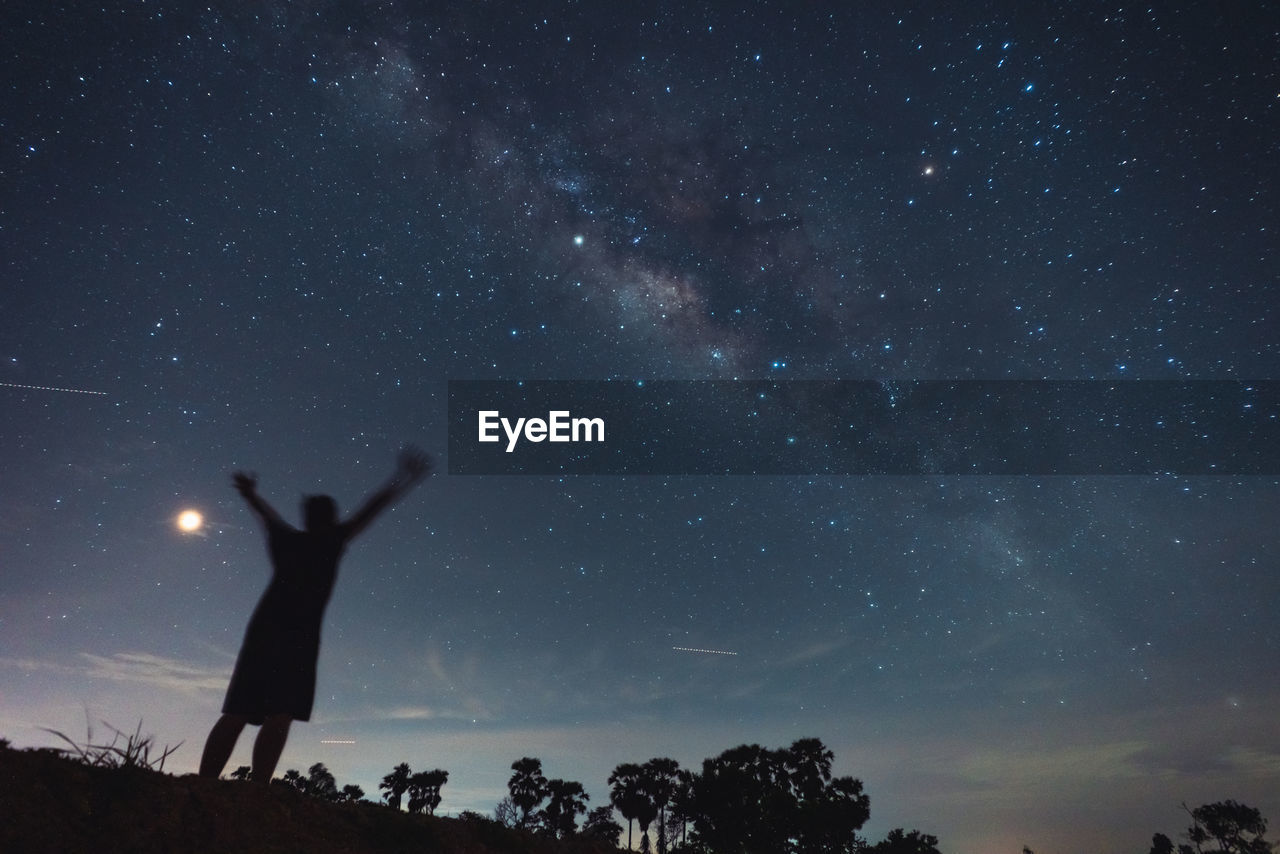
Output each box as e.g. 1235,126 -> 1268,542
0,652 -> 229,695
369,703 -> 494,724
1223,745 -> 1280,778
770,637 -> 855,668
79,652 -> 230,694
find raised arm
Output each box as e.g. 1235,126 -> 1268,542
232,471 -> 288,529
341,446 -> 433,540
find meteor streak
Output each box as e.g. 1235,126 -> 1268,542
0,381 -> 107,395
672,646 -> 738,656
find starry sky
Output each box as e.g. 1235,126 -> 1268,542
1,3 -> 1277,852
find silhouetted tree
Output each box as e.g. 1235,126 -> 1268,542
540,778 -> 590,838
380,762 -> 412,810
667,768 -> 696,849
641,758 -> 682,854
583,805 -> 625,845
782,738 -> 870,854
229,765 -> 252,781
494,795 -> 520,828
279,768 -> 307,791
688,743 -> 788,853
1151,801 -> 1272,854
338,783 -> 365,803
508,757 -> 549,829
305,762 -> 339,800
785,737 -> 833,798
634,771 -> 660,853
407,768 -> 448,815
610,762 -> 647,850
796,775 -> 871,854
688,739 -> 869,854
868,828 -> 942,854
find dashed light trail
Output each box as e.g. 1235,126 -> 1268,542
0,382 -> 107,395
672,646 -> 738,656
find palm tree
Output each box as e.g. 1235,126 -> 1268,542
407,768 -> 449,815
609,762 -> 646,850
508,757 -> 548,829
380,762 -> 412,810
641,758 -> 681,854
633,780 -> 659,854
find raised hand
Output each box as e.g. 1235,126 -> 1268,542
342,446 -> 433,539
396,446 -> 432,483
232,471 -> 259,496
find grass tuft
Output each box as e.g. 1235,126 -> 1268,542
41,717 -> 182,772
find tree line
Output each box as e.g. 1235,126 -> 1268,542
253,739 -> 1273,854
237,760 -> 450,815
490,738 -> 941,854
258,737 -> 936,852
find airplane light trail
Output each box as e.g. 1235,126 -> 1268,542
672,646 -> 738,656
0,382 -> 108,395
320,739 -> 357,744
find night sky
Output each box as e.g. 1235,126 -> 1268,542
2,3 -> 1278,852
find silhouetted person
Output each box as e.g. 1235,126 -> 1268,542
199,446 -> 432,781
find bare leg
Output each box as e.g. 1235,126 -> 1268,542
199,714 -> 248,778
251,714 -> 292,782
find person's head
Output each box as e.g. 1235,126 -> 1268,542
302,494 -> 338,531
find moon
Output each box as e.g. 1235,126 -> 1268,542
176,509 -> 203,533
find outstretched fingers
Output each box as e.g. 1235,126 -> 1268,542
398,445 -> 433,482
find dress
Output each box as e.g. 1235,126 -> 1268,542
222,518 -> 350,724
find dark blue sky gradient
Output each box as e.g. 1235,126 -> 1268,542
1,4 -> 1277,852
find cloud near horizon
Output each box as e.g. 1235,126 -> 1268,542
0,652 -> 229,696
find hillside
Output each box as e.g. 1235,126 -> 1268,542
0,743 -> 618,854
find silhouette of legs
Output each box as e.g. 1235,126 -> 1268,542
199,713 -> 247,778
252,714 -> 291,782
199,712 -> 292,781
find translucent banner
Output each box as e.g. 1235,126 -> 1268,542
447,380 -> 1280,475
